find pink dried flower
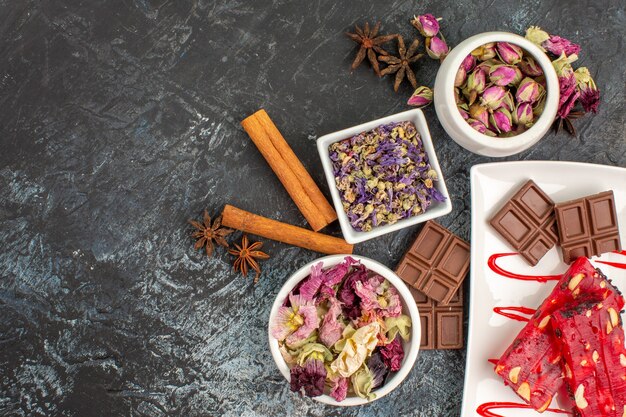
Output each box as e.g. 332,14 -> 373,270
411,14 -> 440,37
496,42 -> 523,65
426,36 -> 449,60
319,297 -> 345,347
461,54 -> 476,72
407,86 -> 433,107
466,67 -> 487,95
490,108 -> 513,133
329,376 -> 348,402
542,35 -> 581,57
515,78 -> 541,103
354,275 -> 402,318
514,102 -> 534,127
499,91 -> 515,113
455,66 -> 467,87
575,67 -> 600,113
469,103 -> 489,126
290,358 -> 326,397
271,293 -> 319,346
468,118 -> 487,134
480,86 -> 507,110
518,56 -> 543,77
557,72 -> 580,119
489,65 -> 522,86
471,42 -> 496,60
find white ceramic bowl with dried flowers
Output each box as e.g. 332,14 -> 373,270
267,254 -> 421,406
433,31 -> 559,157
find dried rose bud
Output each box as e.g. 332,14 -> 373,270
426,36 -> 449,60
533,95 -> 546,116
489,65 -> 522,86
525,26 -> 550,50
496,42 -> 523,65
466,67 -> 487,93
407,86 -> 433,107
574,67 -> 600,113
455,66 -> 467,87
411,14 -> 440,37
458,106 -> 470,120
471,42 -> 496,61
542,35 -> 581,58
518,56 -> 543,77
515,78 -> 540,103
514,102 -> 534,127
467,118 -> 487,134
552,53 -> 577,77
461,54 -> 476,72
480,86 -> 507,110
490,108 -> 513,133
469,103 -> 490,126
500,91 -> 515,112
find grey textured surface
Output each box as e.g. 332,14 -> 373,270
1,0 -> 625,416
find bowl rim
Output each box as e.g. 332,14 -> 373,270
267,254 -> 421,407
444,31 -> 559,150
316,108 -> 452,244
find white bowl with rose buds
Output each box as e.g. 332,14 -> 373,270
267,254 -> 421,406
433,31 -> 559,157
316,109 -> 452,245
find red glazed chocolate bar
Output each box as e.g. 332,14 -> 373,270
553,294 -> 626,417
495,258 -> 621,411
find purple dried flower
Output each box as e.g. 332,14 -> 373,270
367,352 -> 390,389
496,42 -> 523,65
557,72 -> 580,119
379,336 -> 404,371
290,359 -> 326,397
426,35 -> 449,60
542,35 -> 581,57
337,263 -> 368,319
407,86 -> 433,107
411,14 -> 440,37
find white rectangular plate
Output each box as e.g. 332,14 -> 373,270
461,161 -> 626,417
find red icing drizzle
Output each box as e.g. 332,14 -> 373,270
487,358 -> 498,366
488,253 -> 561,282
596,260 -> 626,270
614,250 -> 626,256
476,402 -> 571,417
493,306 -> 535,322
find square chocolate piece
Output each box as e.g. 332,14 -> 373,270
396,220 -> 470,304
408,286 -> 464,350
555,190 -> 622,264
489,180 -> 558,266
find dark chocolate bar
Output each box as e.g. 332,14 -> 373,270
489,180 -> 558,266
395,220 -> 470,304
554,190 -> 621,263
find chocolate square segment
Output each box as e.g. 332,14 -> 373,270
555,190 -> 622,264
396,221 -> 470,305
489,180 -> 558,266
409,286 -> 464,350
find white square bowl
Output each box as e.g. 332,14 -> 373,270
316,109 -> 452,244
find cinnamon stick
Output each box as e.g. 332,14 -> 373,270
221,205 -> 353,255
241,109 -> 337,231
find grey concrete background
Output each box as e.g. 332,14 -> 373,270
1,0 -> 624,416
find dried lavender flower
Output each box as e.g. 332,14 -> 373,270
329,121 -> 445,232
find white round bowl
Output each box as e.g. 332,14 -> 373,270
267,254 -> 421,406
433,31 -> 559,157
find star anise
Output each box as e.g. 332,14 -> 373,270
379,36 -> 423,92
553,110 -> 585,137
189,211 -> 233,258
346,22 -> 397,76
228,235 -> 270,283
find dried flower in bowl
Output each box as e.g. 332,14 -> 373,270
328,120 -> 445,232
270,257 -> 412,402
